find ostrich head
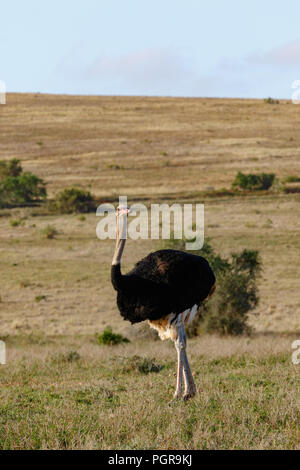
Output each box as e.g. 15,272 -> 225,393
116,205 -> 130,238
112,205 -> 130,265
116,205 -> 130,217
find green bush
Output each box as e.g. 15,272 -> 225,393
137,358 -> 163,374
95,328 -> 130,346
232,171 -> 275,191
0,159 -> 46,206
122,356 -> 164,374
162,237 -> 261,336
42,225 -> 58,239
10,218 -> 24,227
65,350 -> 80,362
2,173 -> 46,203
52,187 -> 95,214
0,159 -> 22,179
35,295 -> 46,303
50,350 -> 80,364
204,250 -> 261,335
282,186 -> 300,194
264,97 -> 279,104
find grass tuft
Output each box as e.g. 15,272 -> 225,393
41,225 -> 58,239
95,328 -> 130,345
35,295 -> 46,303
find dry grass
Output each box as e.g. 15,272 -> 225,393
0,94 -> 299,449
0,94 -> 299,334
1,94 -> 300,199
0,196 -> 299,336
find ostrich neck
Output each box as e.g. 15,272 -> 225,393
112,216 -> 127,266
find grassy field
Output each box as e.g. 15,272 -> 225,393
0,334 -> 298,450
0,94 -> 299,449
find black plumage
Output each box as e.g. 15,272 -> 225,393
111,249 -> 216,324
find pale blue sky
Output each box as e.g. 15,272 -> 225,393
1,0 -> 300,97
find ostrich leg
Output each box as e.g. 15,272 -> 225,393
174,334 -> 184,398
178,323 -> 196,400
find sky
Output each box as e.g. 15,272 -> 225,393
1,0 -> 300,98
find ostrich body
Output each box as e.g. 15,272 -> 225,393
111,206 -> 216,400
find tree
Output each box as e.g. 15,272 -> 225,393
0,159 -> 46,206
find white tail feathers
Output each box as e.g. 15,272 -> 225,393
182,304 -> 198,324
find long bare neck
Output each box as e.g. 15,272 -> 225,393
112,215 -> 127,266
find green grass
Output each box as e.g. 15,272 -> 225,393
282,176 -> 300,183
0,335 -> 298,450
35,295 -> 46,303
10,218 -> 23,227
41,224 -> 58,239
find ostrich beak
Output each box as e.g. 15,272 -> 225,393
116,205 -> 130,216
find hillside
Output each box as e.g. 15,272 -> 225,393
0,93 -> 299,334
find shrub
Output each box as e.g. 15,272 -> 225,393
42,225 -> 58,239
0,158 -> 22,179
283,186 -> 300,194
264,97 -> 279,104
2,172 -> 46,203
95,328 -> 130,346
122,356 -> 164,374
10,219 -> 23,227
52,187 -> 95,214
0,159 -> 46,206
204,250 -> 261,336
232,171 -> 275,191
50,350 -> 80,364
137,358 -> 164,374
65,350 -> 80,362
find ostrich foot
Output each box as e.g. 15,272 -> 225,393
173,390 -> 182,400
183,390 -> 196,401
183,385 -> 197,401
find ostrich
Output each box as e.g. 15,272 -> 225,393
111,205 -> 216,400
